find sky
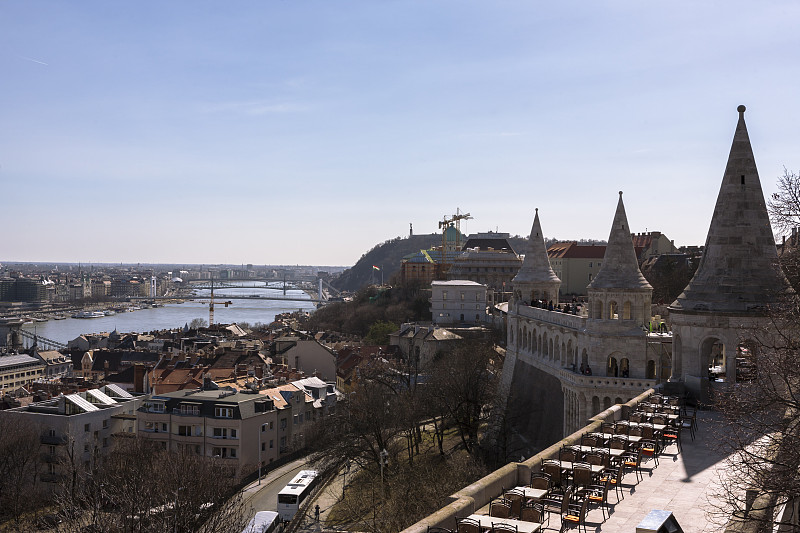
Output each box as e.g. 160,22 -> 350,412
2,1 -> 800,266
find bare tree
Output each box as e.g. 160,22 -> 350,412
54,437 -> 248,533
768,168 -> 800,236
427,341 -> 500,455
0,415 -> 45,527
710,299 -> 800,531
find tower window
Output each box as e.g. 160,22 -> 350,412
741,175 -> 745,185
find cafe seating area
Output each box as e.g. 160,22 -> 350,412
427,392 -> 701,533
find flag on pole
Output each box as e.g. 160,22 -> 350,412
372,265 -> 381,271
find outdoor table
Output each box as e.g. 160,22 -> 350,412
514,486 -> 548,500
576,445 -> 625,457
590,432 -> 642,444
466,514 -> 543,532
558,461 -> 605,475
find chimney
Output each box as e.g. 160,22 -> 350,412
134,364 -> 145,393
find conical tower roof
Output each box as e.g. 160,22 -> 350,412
589,192 -> 652,290
512,209 -> 561,284
671,105 -> 791,314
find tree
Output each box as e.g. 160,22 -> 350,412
189,317 -> 208,329
767,168 -> 800,236
0,415 -> 45,527
53,437 -> 248,533
426,341 -> 500,455
364,321 -> 398,345
709,299 -> 800,531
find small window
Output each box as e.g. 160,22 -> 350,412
214,407 -> 233,418
84,423 -> 90,432
102,420 -> 108,429
269,440 -> 274,449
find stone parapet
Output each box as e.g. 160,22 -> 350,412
517,305 -> 586,330
399,387 -> 658,533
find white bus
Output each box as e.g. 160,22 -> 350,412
241,511 -> 282,533
276,470 -> 319,522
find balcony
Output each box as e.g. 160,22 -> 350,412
40,435 -> 66,445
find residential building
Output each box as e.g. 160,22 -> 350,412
430,280 -> 487,325
0,385 -> 143,483
389,323 -> 463,369
0,353 -> 46,394
136,379 -> 333,478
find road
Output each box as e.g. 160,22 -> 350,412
241,460 -> 307,519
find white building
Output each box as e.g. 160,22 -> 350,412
430,280 -> 487,325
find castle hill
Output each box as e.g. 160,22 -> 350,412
2,105 -> 799,532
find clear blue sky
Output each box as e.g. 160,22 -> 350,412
3,1 -> 800,266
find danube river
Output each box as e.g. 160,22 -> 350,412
21,283 -> 316,345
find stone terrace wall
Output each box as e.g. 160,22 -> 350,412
400,387 -> 658,533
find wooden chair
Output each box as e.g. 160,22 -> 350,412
602,422 -> 615,435
543,459 -> 564,488
520,501 -> 545,525
614,420 -> 630,435
560,446 -> 577,463
584,450 -> 607,468
561,495 -> 590,533
542,487 -> 573,528
581,434 -> 598,447
504,488 -> 525,518
456,518 -> 481,533
661,422 -> 683,452
490,497 -> 512,518
579,476 -> 612,520
622,445 -> 643,482
600,462 -> 626,502
680,414 -> 696,441
490,523 -> 517,533
571,462 -> 594,490
530,471 -> 551,490
640,438 -> 660,467
629,411 -> 644,423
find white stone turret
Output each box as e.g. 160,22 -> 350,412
587,192 -> 653,326
512,208 -> 561,305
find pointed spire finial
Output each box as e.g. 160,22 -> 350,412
737,104 -> 746,115
619,191 -> 623,197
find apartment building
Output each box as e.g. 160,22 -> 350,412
136,378 -> 335,478
0,385 -> 143,483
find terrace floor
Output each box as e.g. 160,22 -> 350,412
556,410 -> 729,532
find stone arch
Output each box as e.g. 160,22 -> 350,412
561,341 -> 566,366
538,334 -> 543,357
701,336 -> 726,382
623,301 -> 632,320
592,396 -> 600,416
522,326 -> 527,350
555,335 -> 561,363
646,359 -> 656,379
581,349 -> 589,369
542,332 -> 548,359
606,354 -> 619,377
620,357 -> 630,378
609,300 -> 619,320
593,299 -> 603,319
548,337 -> 554,360
603,397 -> 612,410
615,397 -> 623,405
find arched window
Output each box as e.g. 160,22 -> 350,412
646,360 -> 656,379
592,396 -> 600,416
594,300 -> 603,319
609,301 -> 618,320
620,358 -> 630,378
623,301 -> 631,320
607,356 -> 618,377
603,397 -> 612,410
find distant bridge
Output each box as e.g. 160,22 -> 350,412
19,329 -> 68,351
129,295 -> 324,304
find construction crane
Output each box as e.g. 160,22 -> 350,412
195,276 -> 232,326
438,208 -> 472,271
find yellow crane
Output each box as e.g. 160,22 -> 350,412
438,208 -> 472,270
195,276 -> 232,326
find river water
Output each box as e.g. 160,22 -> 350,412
21,282 -> 316,345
